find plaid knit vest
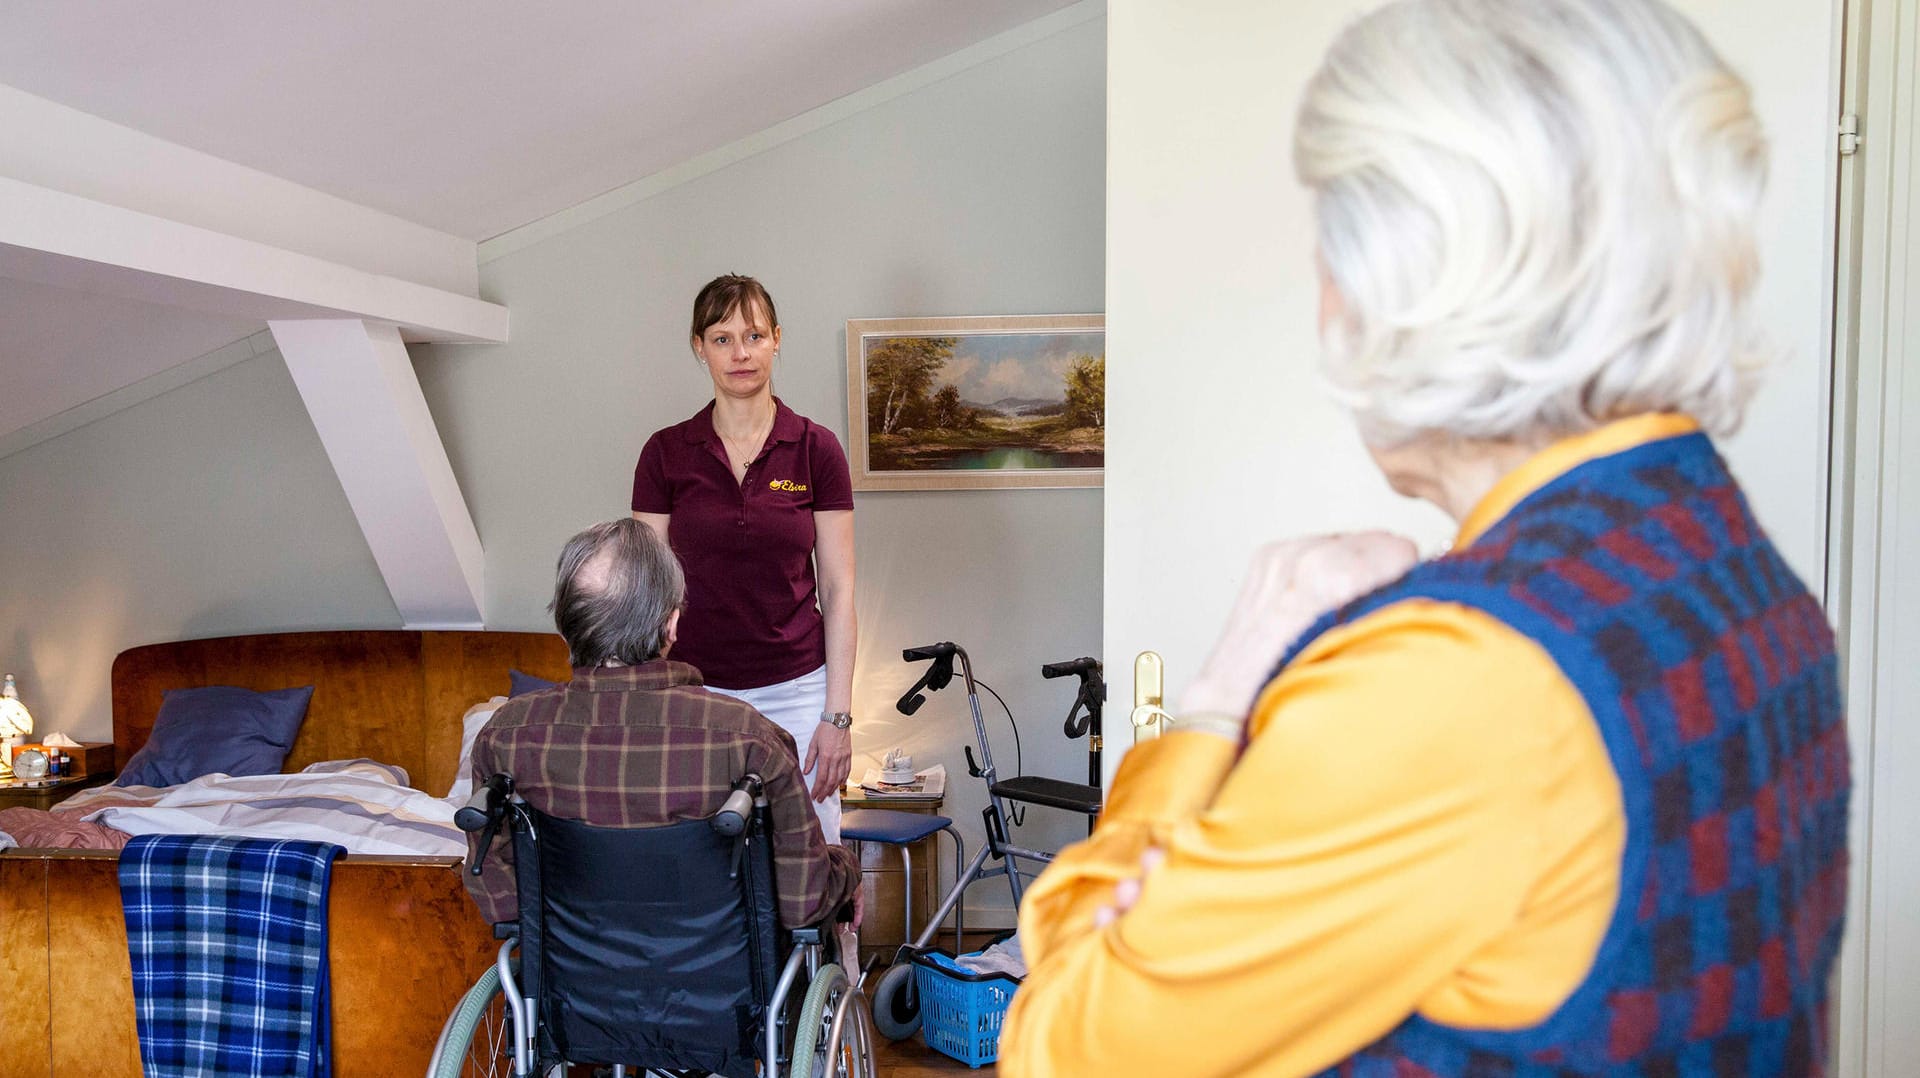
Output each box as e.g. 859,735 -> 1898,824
1283,431 -> 1848,1078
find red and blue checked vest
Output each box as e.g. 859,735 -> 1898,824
1281,431 -> 1848,1077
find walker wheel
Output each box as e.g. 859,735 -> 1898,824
870,960 -> 921,1040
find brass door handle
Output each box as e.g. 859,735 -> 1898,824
1132,651 -> 1168,742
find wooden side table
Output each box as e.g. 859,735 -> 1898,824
0,771 -> 114,811
839,787 -> 945,966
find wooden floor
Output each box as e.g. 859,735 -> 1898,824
873,1029 -> 994,1075
867,934 -> 1001,1076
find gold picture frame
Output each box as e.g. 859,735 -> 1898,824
845,314 -> 1105,491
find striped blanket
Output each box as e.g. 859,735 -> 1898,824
119,834 -> 346,1078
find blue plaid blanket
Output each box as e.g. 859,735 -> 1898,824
119,834 -> 346,1078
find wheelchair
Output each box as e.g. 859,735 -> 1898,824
428,771 -> 875,1078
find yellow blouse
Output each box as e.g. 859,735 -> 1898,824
998,415 -> 1698,1077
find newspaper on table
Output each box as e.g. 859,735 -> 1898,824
857,763 -> 947,799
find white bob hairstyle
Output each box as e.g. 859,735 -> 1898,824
1294,0 -> 1768,447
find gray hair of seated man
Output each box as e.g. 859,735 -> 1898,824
549,518 -> 687,668
1295,0 -> 1768,448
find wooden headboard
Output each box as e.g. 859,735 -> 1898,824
110,631 -> 572,796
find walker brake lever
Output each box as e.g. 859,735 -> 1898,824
1063,700 -> 1091,740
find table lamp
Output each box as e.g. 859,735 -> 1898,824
0,674 -> 33,780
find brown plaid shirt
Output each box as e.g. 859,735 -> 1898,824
462,660 -> 859,929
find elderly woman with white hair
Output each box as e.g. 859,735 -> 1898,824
998,0 -> 1847,1075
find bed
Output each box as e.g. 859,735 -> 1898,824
0,629 -> 572,1078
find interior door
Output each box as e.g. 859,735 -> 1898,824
1103,0 -> 1843,782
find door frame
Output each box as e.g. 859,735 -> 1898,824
1828,0 -> 1920,1072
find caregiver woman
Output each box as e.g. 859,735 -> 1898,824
632,274 -> 855,842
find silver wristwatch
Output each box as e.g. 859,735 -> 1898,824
821,711 -> 854,730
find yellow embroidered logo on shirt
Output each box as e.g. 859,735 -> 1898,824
769,479 -> 809,492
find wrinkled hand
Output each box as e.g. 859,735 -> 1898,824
1177,532 -> 1420,727
851,880 -> 866,931
807,722 -> 854,803
1093,847 -> 1166,928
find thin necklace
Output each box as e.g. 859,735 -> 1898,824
719,401 -> 774,470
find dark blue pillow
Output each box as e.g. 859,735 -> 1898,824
509,669 -> 559,698
115,685 -> 314,787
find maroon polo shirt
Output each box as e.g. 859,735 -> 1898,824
632,398 -> 854,690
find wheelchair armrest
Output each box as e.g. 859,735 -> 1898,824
788,895 -> 857,947
492,921 -> 519,940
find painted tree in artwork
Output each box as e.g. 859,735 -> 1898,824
865,336 -> 956,434
1063,354 -> 1105,429
926,384 -> 975,430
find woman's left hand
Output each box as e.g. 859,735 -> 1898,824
806,721 -> 854,803
1093,847 -> 1166,927
1179,532 -> 1420,722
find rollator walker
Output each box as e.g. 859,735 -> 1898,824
865,641 -> 1105,1040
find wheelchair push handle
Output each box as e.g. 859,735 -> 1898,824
710,773 -> 765,838
456,772 -> 514,833
459,773 -> 515,877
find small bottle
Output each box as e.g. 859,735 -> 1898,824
57,751 -> 69,777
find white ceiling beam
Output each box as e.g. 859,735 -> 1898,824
0,83 -> 477,293
271,319 -> 485,628
0,177 -> 506,343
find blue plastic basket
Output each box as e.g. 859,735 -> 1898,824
910,948 -> 1021,1068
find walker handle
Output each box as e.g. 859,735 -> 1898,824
898,643 -> 959,714
1041,657 -> 1099,679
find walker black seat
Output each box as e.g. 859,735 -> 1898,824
523,808 -> 780,1078
989,775 -> 1102,815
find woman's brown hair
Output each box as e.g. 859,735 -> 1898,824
690,274 -> 779,342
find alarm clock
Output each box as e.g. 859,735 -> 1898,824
12,747 -> 49,782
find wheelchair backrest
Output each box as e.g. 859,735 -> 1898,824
513,806 -> 781,1076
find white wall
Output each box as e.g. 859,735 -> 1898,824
1105,0 -> 1840,762
0,351 -> 400,738
416,13 -> 1111,922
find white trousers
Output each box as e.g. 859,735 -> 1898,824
707,664 -> 841,845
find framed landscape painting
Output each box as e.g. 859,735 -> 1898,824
845,314 -> 1105,491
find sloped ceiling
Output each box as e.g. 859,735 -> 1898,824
0,0 -> 1080,449
0,0 -> 1078,242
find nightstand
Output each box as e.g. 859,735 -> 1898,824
0,771 -> 113,810
839,787 -> 946,966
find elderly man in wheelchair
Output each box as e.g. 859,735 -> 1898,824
430,518 -> 872,1078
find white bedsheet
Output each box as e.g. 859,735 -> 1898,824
65,759 -> 467,857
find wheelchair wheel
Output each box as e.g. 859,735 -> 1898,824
869,960 -> 921,1040
427,965 -> 516,1078
787,962 -> 873,1078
